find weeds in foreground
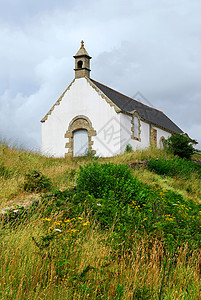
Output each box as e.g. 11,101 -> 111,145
23,170 -> 52,192
1,215 -> 201,299
1,143 -> 201,299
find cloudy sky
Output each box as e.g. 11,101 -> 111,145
0,0 -> 201,151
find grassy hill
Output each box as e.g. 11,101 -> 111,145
0,142 -> 201,299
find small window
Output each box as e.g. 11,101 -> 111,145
77,60 -> 83,69
132,113 -> 141,141
159,136 -> 165,149
134,116 -> 140,139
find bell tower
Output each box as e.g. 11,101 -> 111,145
74,41 -> 92,79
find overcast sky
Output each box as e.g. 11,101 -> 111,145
0,0 -> 201,151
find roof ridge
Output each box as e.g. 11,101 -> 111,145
87,77 -> 121,113
91,79 -> 163,114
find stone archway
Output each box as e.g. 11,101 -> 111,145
64,115 -> 96,157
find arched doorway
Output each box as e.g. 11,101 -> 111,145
64,115 -> 96,157
73,129 -> 89,156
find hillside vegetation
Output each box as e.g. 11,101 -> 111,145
0,142 -> 201,299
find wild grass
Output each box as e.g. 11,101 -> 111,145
105,146 -> 173,165
0,142 -> 201,299
1,142 -> 200,207
1,214 -> 201,299
131,167 -> 201,203
0,142 -> 78,208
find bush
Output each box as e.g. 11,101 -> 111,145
125,144 -> 133,153
148,157 -> 201,178
41,181 -> 201,253
165,133 -> 196,159
85,149 -> 99,159
24,170 -> 52,192
76,163 -> 201,251
76,162 -> 140,204
22,162 -> 201,254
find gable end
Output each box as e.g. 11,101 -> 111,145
41,79 -> 75,123
87,78 -> 121,113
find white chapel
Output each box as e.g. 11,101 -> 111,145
41,41 -> 183,157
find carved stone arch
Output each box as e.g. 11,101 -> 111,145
131,111 -> 141,142
64,115 -> 96,157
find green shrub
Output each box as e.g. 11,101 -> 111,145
76,162 -> 140,204
165,133 -> 196,159
23,170 -> 52,192
41,179 -> 201,253
37,162 -> 201,253
125,144 -> 133,153
148,157 -> 201,178
85,149 -> 99,159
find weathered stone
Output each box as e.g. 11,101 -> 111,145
128,160 -> 149,169
0,198 -> 40,220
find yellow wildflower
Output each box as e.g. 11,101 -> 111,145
83,221 -> 90,226
71,229 -> 79,232
54,222 -> 61,226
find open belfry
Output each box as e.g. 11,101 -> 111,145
74,40 -> 92,79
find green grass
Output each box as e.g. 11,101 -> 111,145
148,157 -> 201,178
0,142 -> 201,299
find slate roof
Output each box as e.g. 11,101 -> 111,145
90,79 -> 183,134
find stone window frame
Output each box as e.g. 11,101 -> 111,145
159,136 -> 166,149
150,126 -> 157,147
131,111 -> 141,142
64,115 -> 96,157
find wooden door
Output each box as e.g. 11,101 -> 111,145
73,129 -> 89,156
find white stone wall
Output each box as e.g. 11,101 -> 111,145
151,126 -> 171,147
119,113 -> 131,152
138,121 -> 150,149
120,113 -> 150,152
42,78 -> 120,157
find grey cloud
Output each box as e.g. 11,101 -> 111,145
0,0 -> 201,149
0,0 -> 77,25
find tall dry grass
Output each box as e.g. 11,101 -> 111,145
1,215 -> 201,299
